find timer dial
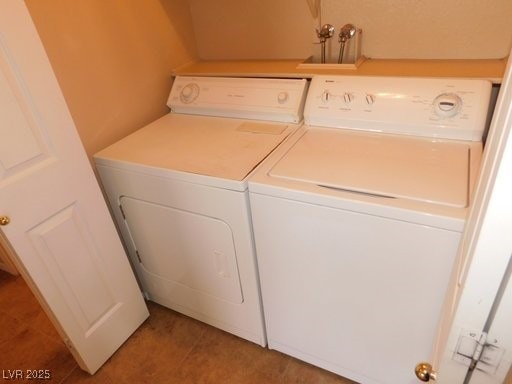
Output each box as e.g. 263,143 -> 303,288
433,93 -> 462,118
180,83 -> 200,104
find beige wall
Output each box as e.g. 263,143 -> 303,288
322,0 -> 512,60
190,0 -> 512,61
189,0 -> 314,60
22,0 -> 512,159
25,0 -> 198,158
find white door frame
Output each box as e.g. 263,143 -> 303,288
434,52 -> 512,383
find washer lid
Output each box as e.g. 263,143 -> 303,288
95,114 -> 293,181
268,128 -> 472,207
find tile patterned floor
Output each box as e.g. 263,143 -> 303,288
0,270 -> 356,384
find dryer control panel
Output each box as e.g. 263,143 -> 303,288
305,76 -> 492,141
168,76 -> 309,124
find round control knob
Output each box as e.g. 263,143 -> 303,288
433,93 -> 462,118
321,90 -> 331,104
277,91 -> 289,104
365,94 -> 375,105
343,92 -> 354,104
179,83 -> 200,104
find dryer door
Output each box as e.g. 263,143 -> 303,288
120,197 -> 244,305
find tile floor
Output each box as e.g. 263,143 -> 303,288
0,270 -> 356,384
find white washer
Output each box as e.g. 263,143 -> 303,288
94,76 -> 308,346
248,76 -> 491,382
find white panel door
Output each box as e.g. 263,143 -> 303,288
0,1 -> 148,374
427,52 -> 512,383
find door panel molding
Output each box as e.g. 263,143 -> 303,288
0,34 -> 49,178
28,203 -> 119,333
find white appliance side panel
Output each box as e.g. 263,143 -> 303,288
120,197 -> 243,304
250,193 -> 461,384
95,164 -> 266,346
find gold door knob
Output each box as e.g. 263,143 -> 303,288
0,216 -> 11,226
415,362 -> 437,382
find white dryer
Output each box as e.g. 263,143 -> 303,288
94,76 -> 308,346
248,76 -> 491,382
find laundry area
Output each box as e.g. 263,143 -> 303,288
1,1 -> 512,383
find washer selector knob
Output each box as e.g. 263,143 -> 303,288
321,90 -> 331,104
433,93 -> 462,118
343,92 -> 354,104
180,82 -> 200,104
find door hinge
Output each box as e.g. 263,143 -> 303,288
452,329 -> 505,375
64,338 -> 74,351
471,332 -> 487,364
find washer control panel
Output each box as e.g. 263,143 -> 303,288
168,76 -> 309,123
305,76 -> 492,141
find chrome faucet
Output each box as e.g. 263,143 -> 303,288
316,24 -> 335,63
337,24 -> 357,64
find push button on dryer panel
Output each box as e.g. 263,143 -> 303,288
277,91 -> 289,104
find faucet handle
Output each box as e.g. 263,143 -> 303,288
338,24 -> 356,43
316,24 -> 335,43
337,24 -> 357,63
